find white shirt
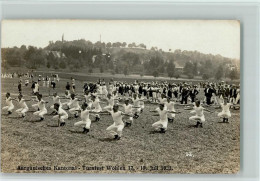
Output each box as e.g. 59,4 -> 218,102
81,109 -> 90,121
38,100 -> 46,110
123,104 -> 133,114
165,101 -> 175,112
19,99 -> 28,109
107,98 -> 114,107
58,107 -> 68,117
193,106 -> 204,117
34,83 -> 39,91
6,97 -> 13,106
132,98 -> 140,107
92,99 -> 102,111
156,107 -> 168,121
71,98 -> 80,108
84,95 -> 91,102
110,111 -> 124,126
159,98 -> 167,104
53,96 -> 61,104
220,103 -> 231,113
65,93 -> 71,99
102,86 -> 108,95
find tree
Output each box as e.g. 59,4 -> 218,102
106,42 -> 112,48
193,62 -> 198,76
146,54 -> 164,74
115,66 -> 119,74
59,61 -> 67,69
202,60 -> 213,78
215,65 -> 223,80
183,61 -> 194,77
123,66 -> 128,76
122,42 -> 127,47
139,43 -> 146,49
167,61 -> 175,79
88,68 -> 93,74
174,72 -> 180,79
153,70 -> 159,78
100,66 -> 104,73
202,73 -> 210,80
46,62 -> 51,69
229,68 -> 239,80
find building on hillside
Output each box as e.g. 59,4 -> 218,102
174,62 -> 184,73
45,50 -> 66,59
226,63 -> 237,71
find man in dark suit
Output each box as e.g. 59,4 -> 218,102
181,83 -> 190,104
224,84 -> 230,98
229,84 -> 237,104
189,85 -> 199,103
204,84 -> 214,105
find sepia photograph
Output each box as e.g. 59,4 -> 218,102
1,20 -> 240,173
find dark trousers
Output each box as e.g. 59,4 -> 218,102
191,96 -> 196,103
181,96 -> 188,104
206,96 -> 212,105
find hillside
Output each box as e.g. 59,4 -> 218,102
1,39 -> 240,81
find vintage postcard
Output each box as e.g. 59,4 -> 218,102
1,20 -> 240,173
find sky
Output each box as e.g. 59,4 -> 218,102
1,20 -> 240,59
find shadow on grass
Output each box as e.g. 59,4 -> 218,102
148,130 -> 166,134
9,116 -> 23,119
25,119 -> 44,123
98,137 -> 118,142
1,113 -> 11,116
68,129 -> 87,134
187,125 -> 200,128
217,121 -> 230,124
47,124 -> 60,127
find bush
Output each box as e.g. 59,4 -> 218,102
174,72 -> 180,79
59,61 -> 67,69
202,73 -> 210,80
88,69 -> 93,74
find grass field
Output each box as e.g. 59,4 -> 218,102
1,77 -> 240,174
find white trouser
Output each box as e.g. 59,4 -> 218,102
167,113 -> 175,119
133,107 -> 141,114
213,95 -> 218,105
50,104 -> 62,111
52,115 -> 68,123
16,107 -> 29,116
74,119 -> 91,129
152,120 -> 168,130
93,109 -> 101,118
189,115 -> 205,122
33,88 -> 39,94
32,104 -> 39,110
69,107 -> 80,115
218,111 -> 231,118
2,104 -> 14,112
50,105 -> 54,110
67,101 -> 72,109
103,105 -> 113,112
106,123 -> 124,137
33,108 -> 47,118
124,116 -> 133,123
